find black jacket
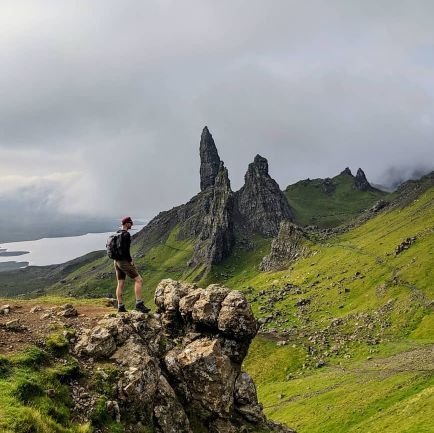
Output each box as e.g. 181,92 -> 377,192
116,230 -> 132,262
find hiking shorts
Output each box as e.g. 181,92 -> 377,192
114,260 -> 140,280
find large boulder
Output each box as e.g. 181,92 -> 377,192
191,286 -> 230,327
217,291 -> 258,339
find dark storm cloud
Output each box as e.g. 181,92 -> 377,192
0,0 -> 433,220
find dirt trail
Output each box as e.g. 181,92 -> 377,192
0,299 -> 113,355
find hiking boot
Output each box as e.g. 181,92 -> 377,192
135,301 -> 150,314
117,304 -> 127,313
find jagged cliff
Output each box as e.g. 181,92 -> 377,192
134,127 -> 294,271
134,129 -> 388,275
235,155 -> 293,237
339,166 -> 374,191
74,279 -> 295,433
354,168 -> 373,191
190,162 -> 235,267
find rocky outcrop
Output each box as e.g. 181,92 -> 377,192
395,236 -> 416,255
340,167 -> 353,176
74,279 -> 295,433
235,155 -> 293,237
200,126 -> 221,191
354,168 -> 373,191
190,163 -> 235,267
260,221 -> 311,271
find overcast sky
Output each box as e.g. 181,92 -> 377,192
1,0 -> 433,221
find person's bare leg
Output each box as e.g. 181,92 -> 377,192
134,276 -> 143,301
116,279 -> 125,306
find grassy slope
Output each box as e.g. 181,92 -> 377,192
210,186 -> 434,433
284,174 -> 388,227
0,251 -> 106,298
0,345 -> 92,433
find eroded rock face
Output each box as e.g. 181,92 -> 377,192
154,375 -> 193,433
234,372 -> 264,422
73,279 -> 293,433
135,128 -> 296,272
340,167 -> 353,176
165,338 -> 237,417
191,163 -> 235,267
235,155 -> 293,237
200,126 -> 221,191
354,168 -> 373,191
260,221 -> 311,271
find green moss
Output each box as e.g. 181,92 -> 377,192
0,344 -> 90,433
13,347 -> 50,369
12,377 -> 45,403
0,356 -> 12,379
47,358 -> 80,383
90,396 -> 110,427
46,333 -> 70,356
90,364 -> 120,397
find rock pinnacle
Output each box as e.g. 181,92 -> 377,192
200,126 -> 221,191
354,168 -> 372,191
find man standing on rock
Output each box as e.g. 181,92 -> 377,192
114,216 -> 149,313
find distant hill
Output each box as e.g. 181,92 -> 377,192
284,168 -> 389,228
0,214 -> 118,242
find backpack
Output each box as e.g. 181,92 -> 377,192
106,232 -> 124,260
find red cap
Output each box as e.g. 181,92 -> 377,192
121,216 -> 133,225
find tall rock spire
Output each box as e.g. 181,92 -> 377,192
200,126 -> 221,191
235,155 -> 293,237
354,168 -> 372,191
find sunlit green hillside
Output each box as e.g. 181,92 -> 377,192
284,174 -> 388,228
209,186 -> 434,433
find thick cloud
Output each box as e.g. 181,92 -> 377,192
0,0 -> 433,221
